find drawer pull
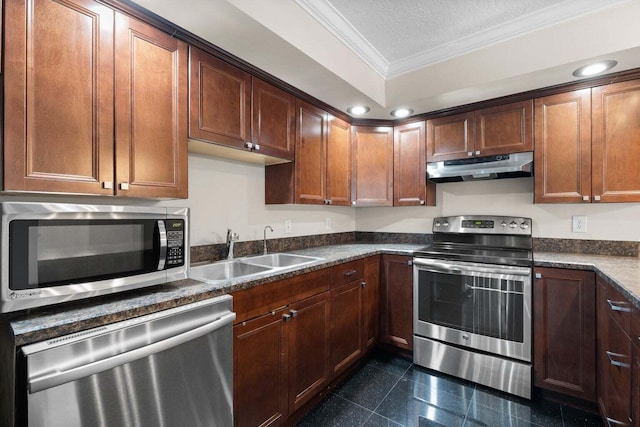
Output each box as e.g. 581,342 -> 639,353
282,313 -> 292,322
606,416 -> 629,426
289,309 -> 298,318
606,351 -> 630,368
606,299 -> 631,313
344,270 -> 357,277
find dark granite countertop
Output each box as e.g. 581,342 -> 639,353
7,244 -> 421,346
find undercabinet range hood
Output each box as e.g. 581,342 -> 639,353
427,152 -> 533,183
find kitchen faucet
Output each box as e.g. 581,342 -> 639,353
263,225 -> 274,254
226,228 -> 239,259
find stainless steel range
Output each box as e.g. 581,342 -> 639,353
413,215 -> 533,399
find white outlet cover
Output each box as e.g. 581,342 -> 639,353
285,220 -> 292,233
572,215 -> 587,233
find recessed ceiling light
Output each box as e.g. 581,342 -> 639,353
390,108 -> 414,118
572,60 -> 617,77
347,105 -> 370,116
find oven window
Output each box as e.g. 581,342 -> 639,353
418,271 -> 524,342
9,220 -> 160,290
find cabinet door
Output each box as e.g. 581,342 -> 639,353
115,14 -> 188,198
234,310 -> 288,427
363,255 -> 380,351
534,90 -> 592,203
287,292 -> 330,414
380,255 -> 413,351
474,100 -> 533,157
351,126 -> 394,206
592,80 -> 640,203
252,78 -> 296,160
4,0 -> 115,194
426,112 -> 474,162
326,116 -> 352,206
330,281 -> 363,377
295,100 -> 327,204
188,47 -> 251,150
394,121 -> 435,206
533,268 -> 596,401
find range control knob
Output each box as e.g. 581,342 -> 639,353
520,222 -> 529,229
509,221 -> 517,229
501,221 -> 507,228
443,221 -> 449,227
434,221 -> 441,227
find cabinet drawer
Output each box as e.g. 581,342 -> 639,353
331,259 -> 365,288
605,283 -> 632,335
602,313 -> 633,425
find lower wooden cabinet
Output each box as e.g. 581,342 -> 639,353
363,255 -> 380,351
330,279 -> 364,377
380,255 -> 413,351
533,267 -> 596,401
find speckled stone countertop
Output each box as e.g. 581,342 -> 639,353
7,244 -> 421,346
534,252 -> 640,309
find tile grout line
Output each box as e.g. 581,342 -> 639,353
363,361 -> 415,426
460,385 -> 477,426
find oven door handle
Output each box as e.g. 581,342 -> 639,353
412,258 -> 531,277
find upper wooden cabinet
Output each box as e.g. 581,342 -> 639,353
326,115 -> 352,206
535,80 -> 640,203
351,126 -> 394,206
426,100 -> 533,162
189,47 -> 295,161
4,0 -> 187,198
393,121 -> 435,206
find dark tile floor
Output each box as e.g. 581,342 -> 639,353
297,351 -> 603,427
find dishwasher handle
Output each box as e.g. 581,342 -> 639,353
28,311 -> 236,394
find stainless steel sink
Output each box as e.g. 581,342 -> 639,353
242,253 -> 323,268
189,260 -> 271,282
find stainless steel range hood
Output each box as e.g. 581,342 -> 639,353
427,152 -> 533,183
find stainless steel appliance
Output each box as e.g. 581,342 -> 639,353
427,151 -> 533,182
1,202 -> 189,313
413,215 -> 533,399
19,295 -> 235,427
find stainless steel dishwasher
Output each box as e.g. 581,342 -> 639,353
20,295 -> 235,427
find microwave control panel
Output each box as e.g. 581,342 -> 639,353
166,219 -> 185,267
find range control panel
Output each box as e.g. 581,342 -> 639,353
165,219 -> 185,267
433,216 -> 532,235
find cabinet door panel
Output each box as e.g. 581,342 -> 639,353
330,282 -> 363,377
326,116 -> 352,205
288,292 -> 330,413
533,268 -> 596,401
189,47 -> 251,149
534,90 -> 591,203
234,311 -> 288,427
592,80 -> 640,202
394,121 -> 435,206
352,126 -> 394,206
4,0 -> 114,194
295,100 -> 327,204
252,78 -> 296,160
475,100 -> 533,156
426,112 -> 474,162
115,14 -> 188,198
380,255 -> 413,350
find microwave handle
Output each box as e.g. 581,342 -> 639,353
157,220 -> 167,270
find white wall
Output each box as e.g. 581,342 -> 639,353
356,177 -> 640,241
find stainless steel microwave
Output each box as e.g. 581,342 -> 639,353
0,203 -> 189,313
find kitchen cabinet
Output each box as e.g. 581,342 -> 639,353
4,0 -> 188,197
232,268 -> 330,426
363,255 -> 380,351
393,121 -> 436,206
533,268 -> 596,401
426,100 -> 533,162
597,276 -> 633,426
536,80 -> 640,203
380,255 -> 413,351
632,308 -> 640,427
294,100 -> 351,205
351,126 -> 394,206
189,47 -> 295,161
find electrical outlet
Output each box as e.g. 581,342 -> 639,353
285,220 -> 292,234
572,215 -> 587,233
325,218 -> 332,230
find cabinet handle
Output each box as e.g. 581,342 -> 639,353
582,195 -> 590,201
419,200 -> 425,205
467,152 -> 473,157
475,150 -> 480,155
102,181 -> 113,189
605,351 -> 630,368
253,144 -> 260,151
282,313 -> 292,322
119,182 -> 129,190
244,142 -> 253,150
289,309 -> 298,318
344,269 -> 357,277
327,200 -> 332,205
408,260 -> 413,266
351,201 -> 356,206
605,417 -> 629,426
361,281 -> 367,288
607,299 -> 631,313
594,195 -> 601,201
534,273 -> 542,279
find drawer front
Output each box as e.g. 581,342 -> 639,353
602,315 -> 632,426
331,259 -> 365,288
605,283 -> 632,336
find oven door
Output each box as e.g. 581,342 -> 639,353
413,258 -> 531,362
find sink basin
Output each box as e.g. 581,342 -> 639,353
189,260 -> 271,282
242,253 -> 323,268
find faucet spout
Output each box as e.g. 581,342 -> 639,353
226,228 -> 239,259
263,225 -> 274,255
